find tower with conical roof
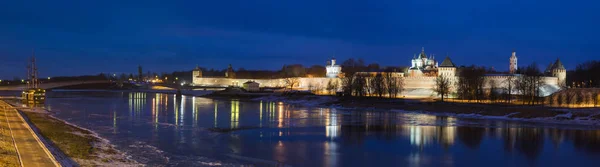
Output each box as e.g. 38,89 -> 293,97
551,58 -> 566,87
438,56 -> 457,77
509,51 -> 518,74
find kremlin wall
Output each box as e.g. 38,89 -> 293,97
192,49 -> 565,98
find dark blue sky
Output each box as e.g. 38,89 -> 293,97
0,0 -> 598,78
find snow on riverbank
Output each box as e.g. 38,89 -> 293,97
252,95 -> 337,107
392,109 -> 600,127
46,114 -> 142,166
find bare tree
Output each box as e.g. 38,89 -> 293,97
383,72 -> 404,98
489,79 -> 499,103
504,75 -> 516,103
455,65 -> 486,102
326,79 -> 339,95
364,77 -> 373,96
576,91 -> 584,106
284,77 -> 300,90
565,92 -> 576,107
594,91 -> 599,107
371,73 -> 386,97
557,93 -> 564,107
434,75 -> 452,102
352,74 -> 367,97
515,63 -> 544,105
307,82 -> 315,93
393,77 -> 405,98
547,94 -> 555,106
341,74 -> 355,96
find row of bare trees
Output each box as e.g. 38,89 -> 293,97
341,73 -> 404,98
514,63 -> 545,105
547,89 -> 600,107
433,63 -> 553,105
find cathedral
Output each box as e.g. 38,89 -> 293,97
408,48 -> 439,77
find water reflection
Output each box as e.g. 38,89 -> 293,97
41,91 -> 600,167
231,100 -> 239,129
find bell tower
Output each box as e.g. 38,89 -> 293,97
509,51 -> 518,74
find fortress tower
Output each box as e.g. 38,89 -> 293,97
192,65 -> 202,78
438,56 -> 456,77
509,51 -> 518,74
550,58 -> 567,87
225,64 -> 236,78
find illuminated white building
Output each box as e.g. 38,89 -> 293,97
326,58 -> 342,78
408,47 -> 438,76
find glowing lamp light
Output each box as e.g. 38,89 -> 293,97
47,77 -> 51,80
21,79 -> 24,83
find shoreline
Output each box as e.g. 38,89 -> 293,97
246,95 -> 600,128
5,100 -> 140,167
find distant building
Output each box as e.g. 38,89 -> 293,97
509,51 -> 518,74
326,58 -> 342,78
192,65 -> 202,78
243,81 -> 260,91
225,64 -> 236,78
408,47 -> 438,77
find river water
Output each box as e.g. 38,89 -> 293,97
28,91 -> 600,166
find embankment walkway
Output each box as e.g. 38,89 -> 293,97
0,100 -> 59,167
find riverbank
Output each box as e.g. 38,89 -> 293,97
248,95 -> 600,126
5,100 -> 140,166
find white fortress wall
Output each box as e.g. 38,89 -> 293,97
399,76 -> 438,98
193,75 -> 562,97
403,77 -> 437,89
482,76 -> 560,96
193,77 -> 341,90
482,76 -> 559,88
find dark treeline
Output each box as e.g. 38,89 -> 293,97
568,60 -> 600,88
195,64 -> 327,79
339,58 -> 406,97
0,73 -> 109,85
454,65 -> 487,102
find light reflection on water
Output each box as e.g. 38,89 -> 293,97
38,91 -> 600,167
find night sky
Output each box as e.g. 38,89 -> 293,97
1,0 -> 598,78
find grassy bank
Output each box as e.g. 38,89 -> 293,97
0,110 -> 19,167
21,112 -> 135,166
22,112 -> 97,160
